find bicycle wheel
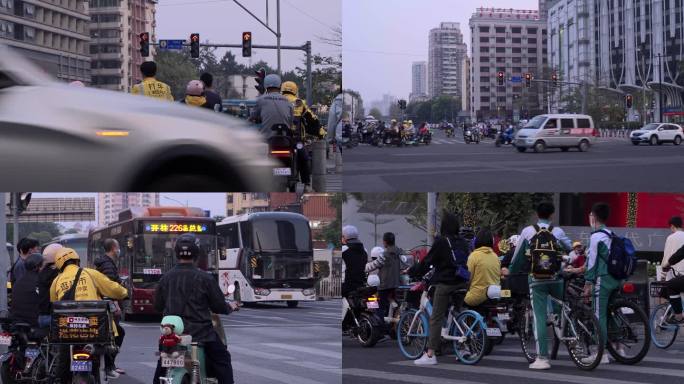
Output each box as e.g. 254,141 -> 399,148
650,303 -> 679,349
607,298 -> 650,364
397,309 -> 429,359
450,310 -> 486,365
566,310 -> 604,371
516,300 -> 537,363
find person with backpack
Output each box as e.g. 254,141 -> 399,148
364,232 -> 402,335
407,212 -> 470,365
504,202 -> 572,370
583,202 -> 629,364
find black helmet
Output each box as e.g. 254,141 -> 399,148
24,253 -> 44,272
174,233 -> 200,260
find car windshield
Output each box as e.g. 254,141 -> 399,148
641,123 -> 659,131
250,218 -> 312,252
132,233 -> 216,288
523,115 -> 547,130
251,253 -> 313,280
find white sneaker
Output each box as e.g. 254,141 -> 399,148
529,358 -> 551,370
414,353 -> 437,365
581,352 -> 608,365
106,370 -> 120,379
600,354 -> 610,364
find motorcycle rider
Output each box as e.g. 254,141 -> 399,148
503,202 -> 572,370
281,81 -> 322,192
38,244 -> 62,329
9,253 -> 44,328
250,74 -> 294,138
49,248 -> 128,381
95,239 -> 126,378
153,234 -> 239,384
464,229 -> 501,308
10,238 -> 40,285
408,212 -> 470,365
364,233 -> 402,334
131,61 -> 174,101
341,225 -> 367,298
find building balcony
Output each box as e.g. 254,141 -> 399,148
91,22 -> 122,30
90,7 -> 123,15
91,67 -> 123,76
92,52 -> 123,60
91,37 -> 123,45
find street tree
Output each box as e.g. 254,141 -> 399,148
368,108 -> 383,120
321,193 -> 345,248
6,222 -> 63,245
155,50 -> 199,100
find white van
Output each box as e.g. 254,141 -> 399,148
515,114 -> 597,152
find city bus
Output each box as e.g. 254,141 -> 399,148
87,207 -> 217,319
217,212 -> 316,307
44,233 -> 90,266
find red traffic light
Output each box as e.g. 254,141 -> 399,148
139,32 -> 149,42
191,33 -> 199,42
525,73 -> 531,80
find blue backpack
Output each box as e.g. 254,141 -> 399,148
447,237 -> 471,281
598,230 -> 636,280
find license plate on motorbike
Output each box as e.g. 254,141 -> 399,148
486,328 -> 502,337
281,294 -> 293,299
497,313 -> 510,321
0,335 -> 11,345
273,168 -> 292,176
366,301 -> 379,309
161,356 -> 185,368
500,290 -> 511,298
70,360 -> 92,372
25,348 -> 39,358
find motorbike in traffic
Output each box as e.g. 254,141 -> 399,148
445,126 -> 455,138
0,318 -> 53,384
158,285 -> 237,384
495,128 -> 515,147
416,130 -> 432,145
342,286 -> 383,348
464,128 -> 480,144
267,124 -> 299,192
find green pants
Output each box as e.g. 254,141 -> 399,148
428,283 -> 466,352
591,274 -> 620,346
529,278 -> 564,358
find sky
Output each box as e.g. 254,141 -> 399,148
155,0 -> 341,72
343,0 -> 539,105
33,193 -> 226,227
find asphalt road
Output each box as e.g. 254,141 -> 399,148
343,334 -> 684,384
114,299 -> 342,384
342,129 -> 684,192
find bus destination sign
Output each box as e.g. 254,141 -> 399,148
144,223 -> 208,233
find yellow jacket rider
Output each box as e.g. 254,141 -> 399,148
131,61 -> 174,101
280,81 -> 324,139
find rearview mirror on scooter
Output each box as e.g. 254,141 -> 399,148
227,284 -> 236,295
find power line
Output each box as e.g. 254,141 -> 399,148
282,0 -> 337,31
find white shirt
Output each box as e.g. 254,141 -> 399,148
662,230 -> 684,280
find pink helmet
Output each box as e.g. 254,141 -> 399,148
185,80 -> 204,96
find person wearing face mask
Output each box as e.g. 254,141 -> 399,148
95,239 -> 126,378
582,202 -> 618,365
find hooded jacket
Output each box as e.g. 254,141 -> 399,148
409,235 -> 469,285
465,247 -> 501,307
342,238 -> 367,296
365,245 -> 402,290
94,254 -> 120,283
10,255 -> 43,326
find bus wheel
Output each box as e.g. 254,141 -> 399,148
234,284 -> 241,304
287,301 -> 299,308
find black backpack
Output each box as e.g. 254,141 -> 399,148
529,225 -> 561,279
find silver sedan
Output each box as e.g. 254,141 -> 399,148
0,45 -> 274,191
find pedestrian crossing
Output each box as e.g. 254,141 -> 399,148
342,338 -> 684,384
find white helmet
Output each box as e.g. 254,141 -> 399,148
367,274 -> 380,287
370,246 -> 384,260
508,235 -> 521,248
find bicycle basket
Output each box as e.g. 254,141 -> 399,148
50,300 -> 112,344
649,281 -> 669,298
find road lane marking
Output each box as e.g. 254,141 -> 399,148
343,368 -> 483,384
232,361 -> 329,384
262,343 -> 342,360
389,360 -> 653,384
492,347 -> 684,368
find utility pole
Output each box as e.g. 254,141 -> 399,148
12,193 -> 18,265
427,193 -> 437,247
657,53 -> 663,122
0,193 -> 8,315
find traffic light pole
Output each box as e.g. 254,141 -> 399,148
11,193 -> 18,265
529,78 -> 588,114
153,41 -> 313,106
0,193 -> 8,315
232,0 -> 282,74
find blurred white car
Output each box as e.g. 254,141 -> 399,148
0,44 -> 274,191
630,123 -> 683,146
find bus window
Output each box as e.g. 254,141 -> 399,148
251,219 -> 311,252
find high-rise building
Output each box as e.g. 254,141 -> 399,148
548,0 -> 684,120
469,8 -> 547,120
461,56 -> 471,114
410,61 -> 427,101
0,0 -> 91,83
89,0 -> 157,91
226,193 -> 270,216
97,193 -> 159,225
428,22 -> 468,99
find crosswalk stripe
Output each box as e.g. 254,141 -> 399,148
493,346 -> 684,366
282,360 -> 341,371
481,354 -> 684,378
229,345 -> 298,361
343,368 -> 484,384
262,343 -> 342,360
389,360 -> 653,384
233,361 -> 329,384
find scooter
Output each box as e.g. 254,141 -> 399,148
159,285 -> 238,384
464,129 -> 480,144
445,127 -> 455,138
342,286 -> 383,348
268,124 -> 299,192
495,128 -> 515,147
0,319 -> 52,384
416,130 -> 432,145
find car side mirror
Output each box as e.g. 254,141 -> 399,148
658,127 -> 664,131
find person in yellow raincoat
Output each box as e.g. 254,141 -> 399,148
50,248 -> 128,380
131,61 -> 174,101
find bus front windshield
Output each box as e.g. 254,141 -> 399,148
132,233 -> 216,288
252,254 -> 312,281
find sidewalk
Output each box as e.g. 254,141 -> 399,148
324,154 -> 342,192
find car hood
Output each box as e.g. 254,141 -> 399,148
631,130 -> 647,135
515,128 -> 538,137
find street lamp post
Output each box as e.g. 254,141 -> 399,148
656,53 -> 665,122
163,196 -> 188,207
